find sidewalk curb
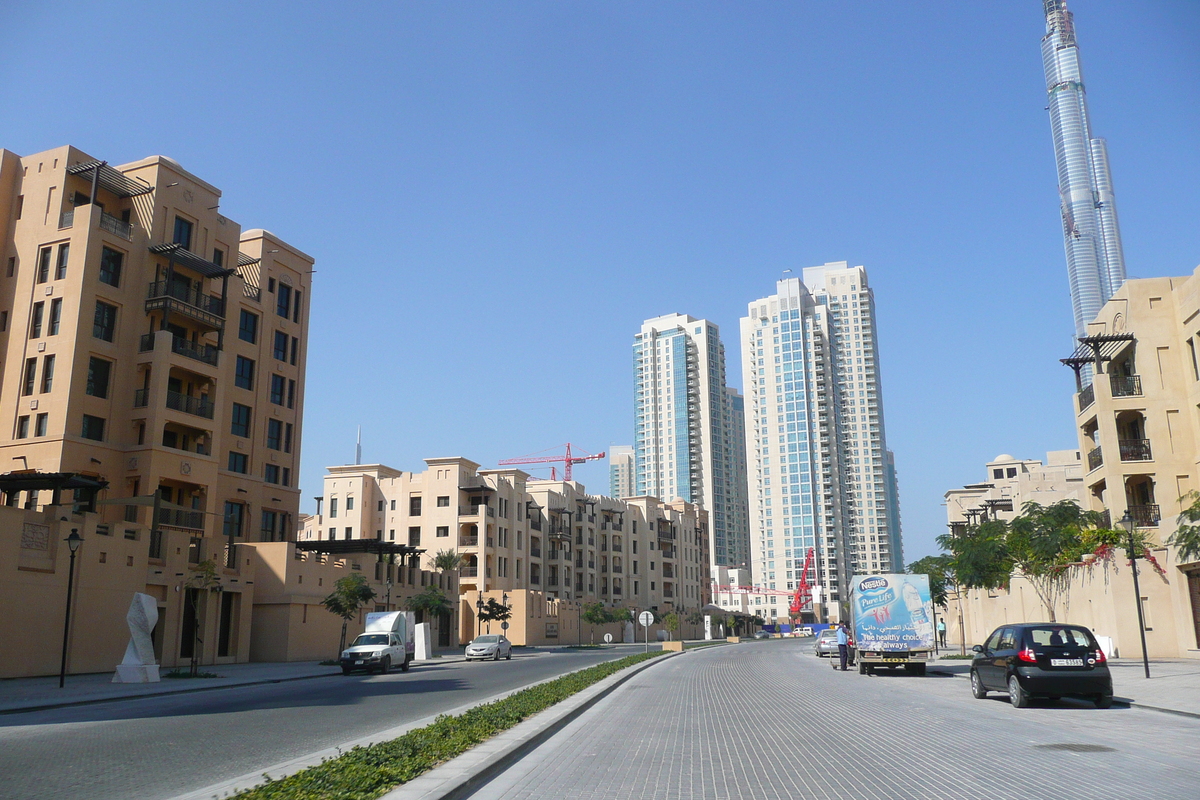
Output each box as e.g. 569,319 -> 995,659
927,667 -> 1200,720
381,649 -> 685,800
0,656 -> 467,716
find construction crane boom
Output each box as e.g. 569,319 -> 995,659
789,547 -> 816,618
497,443 -> 605,482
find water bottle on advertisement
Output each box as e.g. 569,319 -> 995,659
903,582 -> 934,639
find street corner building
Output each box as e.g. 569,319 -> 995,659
739,262 -> 903,625
300,457 -> 714,647
0,145 -> 355,678
945,270 -> 1200,659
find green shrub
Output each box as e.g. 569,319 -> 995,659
233,651 -> 666,799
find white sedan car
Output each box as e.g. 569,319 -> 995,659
465,634 -> 512,661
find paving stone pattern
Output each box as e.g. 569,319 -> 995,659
469,640 -> 1200,800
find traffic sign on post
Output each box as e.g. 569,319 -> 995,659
638,611 -> 653,627
500,621 -> 509,631
603,633 -> 613,644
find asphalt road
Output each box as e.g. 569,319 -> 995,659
469,639 -> 1200,800
0,647 -> 637,800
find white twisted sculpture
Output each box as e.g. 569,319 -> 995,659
112,593 -> 161,683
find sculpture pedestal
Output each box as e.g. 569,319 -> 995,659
113,664 -> 160,683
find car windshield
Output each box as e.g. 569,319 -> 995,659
352,634 -> 389,646
1026,626 -> 1096,648
819,631 -> 837,640
473,636 -> 499,644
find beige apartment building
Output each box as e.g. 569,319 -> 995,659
300,457 -> 713,644
0,145 -> 341,677
944,450 -> 1084,532
945,271 -> 1200,658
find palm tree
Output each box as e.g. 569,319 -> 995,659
432,549 -> 463,573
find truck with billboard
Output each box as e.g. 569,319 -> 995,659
850,574 -> 935,676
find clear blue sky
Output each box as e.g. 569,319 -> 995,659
3,1 -> 1197,562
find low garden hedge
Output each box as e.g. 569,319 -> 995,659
233,650 -> 666,800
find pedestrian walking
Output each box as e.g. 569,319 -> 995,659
937,618 -> 947,648
836,621 -> 850,671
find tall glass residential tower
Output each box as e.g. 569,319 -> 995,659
741,263 -> 902,621
633,314 -> 750,571
1043,0 -> 1126,336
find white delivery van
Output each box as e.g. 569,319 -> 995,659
339,611 -> 415,675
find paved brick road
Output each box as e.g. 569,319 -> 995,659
469,639 -> 1200,800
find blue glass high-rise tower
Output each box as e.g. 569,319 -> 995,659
1043,0 -> 1126,336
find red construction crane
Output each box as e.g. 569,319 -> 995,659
789,547 -> 816,618
497,443 -> 606,482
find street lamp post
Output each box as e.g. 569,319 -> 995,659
475,592 -> 484,638
1120,511 -> 1151,679
59,529 -> 83,688
385,579 -> 393,611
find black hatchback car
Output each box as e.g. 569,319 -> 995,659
970,623 -> 1113,708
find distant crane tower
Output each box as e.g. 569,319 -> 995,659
497,443 -> 606,482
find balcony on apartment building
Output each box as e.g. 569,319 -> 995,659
458,504 -> 494,518
1129,504 -> 1161,527
59,206 -> 135,240
459,564 -> 479,577
139,332 -> 220,367
1078,383 -> 1096,412
157,506 -> 205,531
137,389 -> 215,420
1110,374 -> 1143,398
146,280 -> 226,329
1118,438 -> 1153,462
1087,446 -> 1103,471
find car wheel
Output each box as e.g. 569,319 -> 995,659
400,657 -> 410,673
506,650 -> 512,660
970,670 -> 988,699
1008,674 -> 1031,708
380,657 -> 391,674
342,667 -> 352,676
858,661 -> 867,675
494,650 -> 500,661
1094,693 -> 1114,709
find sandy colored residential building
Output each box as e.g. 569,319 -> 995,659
0,145 -> 414,678
944,450 -> 1084,531
300,457 -> 712,644
946,272 -> 1200,658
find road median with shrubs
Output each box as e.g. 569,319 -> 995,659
232,651 -> 668,800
